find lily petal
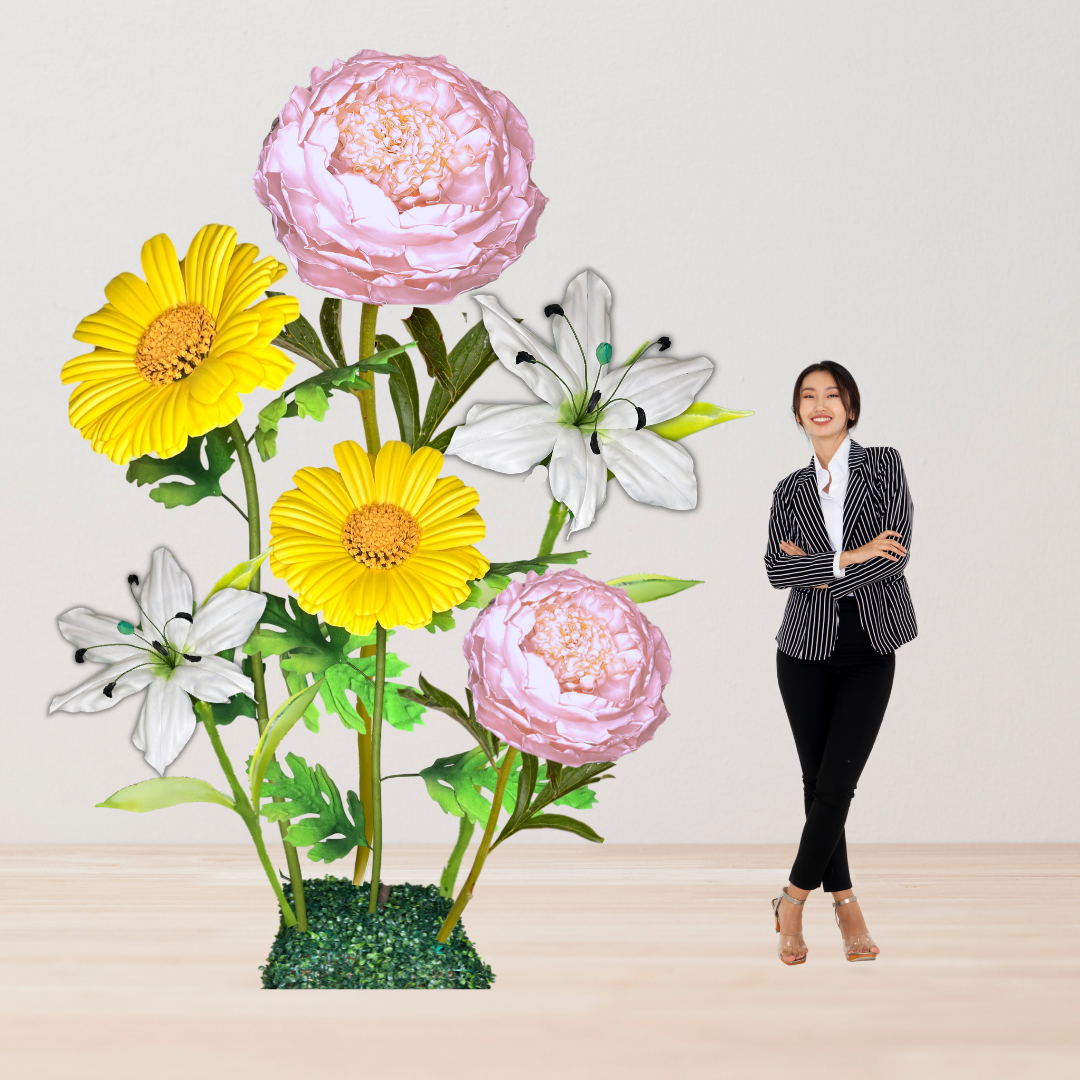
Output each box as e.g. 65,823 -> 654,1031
49,659 -> 156,714
602,429 -> 698,511
553,270 -> 612,391
548,426 -> 608,535
57,607 -> 149,664
139,549 -> 194,640
446,402 -> 562,474
170,654 -> 254,702
132,677 -> 197,775
600,355 -> 714,426
185,589 -> 267,656
476,295 -> 585,403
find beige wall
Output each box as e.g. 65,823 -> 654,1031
3,0 -> 1077,845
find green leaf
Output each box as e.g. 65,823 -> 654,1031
403,307 -> 454,392
249,679 -> 323,804
209,692 -> 257,726
605,573 -> 703,603
486,551 -> 590,578
418,320 -> 499,446
419,748 -> 493,822
647,402 -> 754,441
269,296 -> 334,371
319,658 -> 423,733
283,670 -> 320,732
379,334 -> 421,447
455,573 -> 512,611
511,813 -> 604,843
427,426 -> 457,453
319,298 -> 347,366
125,429 -> 235,508
503,753 -> 539,835
400,676 -> 498,763
424,609 -> 457,634
553,786 -> 598,809
259,753 -> 367,863
203,551 -> 270,602
244,594 -> 372,674
97,776 -> 234,812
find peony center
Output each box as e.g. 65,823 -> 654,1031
341,503 -> 421,569
334,97 -> 459,208
135,304 -> 216,386
526,600 -> 624,693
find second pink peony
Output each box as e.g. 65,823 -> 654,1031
464,570 -> 673,766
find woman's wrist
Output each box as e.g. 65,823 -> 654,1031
838,550 -> 858,569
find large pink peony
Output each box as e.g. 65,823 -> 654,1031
253,50 -> 547,306
463,570 -> 673,766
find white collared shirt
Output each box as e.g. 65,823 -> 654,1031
814,435 -> 851,578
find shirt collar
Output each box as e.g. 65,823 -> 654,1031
813,435 -> 852,492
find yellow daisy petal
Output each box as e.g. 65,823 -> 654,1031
417,510 -> 486,551
140,234 -> 186,310
397,446 -> 444,516
293,466 -> 355,521
182,225 -> 236,317
333,441 -> 376,507
373,440 -> 413,503
415,475 -> 480,530
269,489 -> 344,542
184,357 -> 234,406
104,272 -> 161,326
73,307 -> 142,352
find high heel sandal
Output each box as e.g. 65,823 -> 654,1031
833,895 -> 879,962
771,887 -> 808,965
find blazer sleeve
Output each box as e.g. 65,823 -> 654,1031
833,448 -> 913,595
764,482 -> 837,590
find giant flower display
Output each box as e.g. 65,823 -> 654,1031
446,270 -> 714,533
62,225 -> 298,464
269,440 -> 489,634
463,569 -> 673,766
253,50 -> 547,305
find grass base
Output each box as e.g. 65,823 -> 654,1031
261,878 -> 495,989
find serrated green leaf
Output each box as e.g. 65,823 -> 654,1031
605,573 -> 703,603
379,334 -> 421,447
203,551 -> 270,602
553,785 -> 598,809
249,680 -> 323,804
486,550 -> 590,578
243,594 -> 373,672
647,401 -> 754,441
419,748 -> 493,822
97,776 -> 234,812
424,609 -> 457,634
319,298 -> 346,366
125,429 -> 235,508
418,320 -> 499,446
456,573 -> 511,611
259,753 -> 367,863
209,691 -> 257,726
293,381 -> 330,420
511,813 -> 604,843
403,307 -> 454,392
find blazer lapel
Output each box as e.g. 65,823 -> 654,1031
794,462 -> 832,552
843,441 -> 872,547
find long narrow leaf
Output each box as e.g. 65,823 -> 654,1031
380,334 -> 421,446
249,679 -> 323,804
496,812 -> 604,846
418,320 -> 498,445
320,298 -> 347,366
403,307 -> 454,392
97,776 -> 235,813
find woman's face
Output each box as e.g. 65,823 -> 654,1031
797,370 -> 851,436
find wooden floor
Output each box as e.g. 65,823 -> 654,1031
1,844 -> 1077,1079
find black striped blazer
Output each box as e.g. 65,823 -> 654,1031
764,441 -> 917,660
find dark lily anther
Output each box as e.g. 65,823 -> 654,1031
544,303 -> 564,317
590,432 -> 601,454
636,407 -> 647,430
516,351 -> 537,365
152,640 -> 169,658
174,611 -> 194,622
586,390 -> 602,414
103,682 -> 117,698
128,574 -> 139,586
183,654 -> 202,663
657,336 -> 671,352
75,648 -> 87,664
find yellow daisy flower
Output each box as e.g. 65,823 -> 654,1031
62,224 -> 300,464
270,440 -> 489,634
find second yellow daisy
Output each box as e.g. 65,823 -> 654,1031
270,440 -> 489,634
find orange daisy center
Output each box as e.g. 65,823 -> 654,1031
341,503 -> 422,569
135,303 -> 216,386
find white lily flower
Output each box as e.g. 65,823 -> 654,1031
49,548 -> 267,775
446,270 -> 714,534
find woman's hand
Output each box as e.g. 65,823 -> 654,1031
780,541 -> 807,557
839,530 -> 906,568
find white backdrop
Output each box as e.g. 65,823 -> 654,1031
2,0 -> 1077,848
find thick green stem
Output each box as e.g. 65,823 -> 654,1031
439,815 -> 476,899
226,419 -> 307,932
351,644 -> 377,886
436,747 -> 517,943
537,499 -> 569,558
367,624 -> 388,914
198,702 -> 296,928
354,302 -> 381,455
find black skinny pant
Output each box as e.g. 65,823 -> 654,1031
776,597 -> 895,892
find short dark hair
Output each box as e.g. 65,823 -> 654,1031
792,361 -> 861,430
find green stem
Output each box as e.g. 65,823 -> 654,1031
436,747 -> 517,943
439,815 -> 476,899
355,302 -> 381,455
198,702 -> 296,928
367,624 -> 388,914
537,499 -> 569,558
225,419 -> 307,932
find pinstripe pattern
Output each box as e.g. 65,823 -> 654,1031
765,441 -> 917,659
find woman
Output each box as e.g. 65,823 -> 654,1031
764,361 -> 916,964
